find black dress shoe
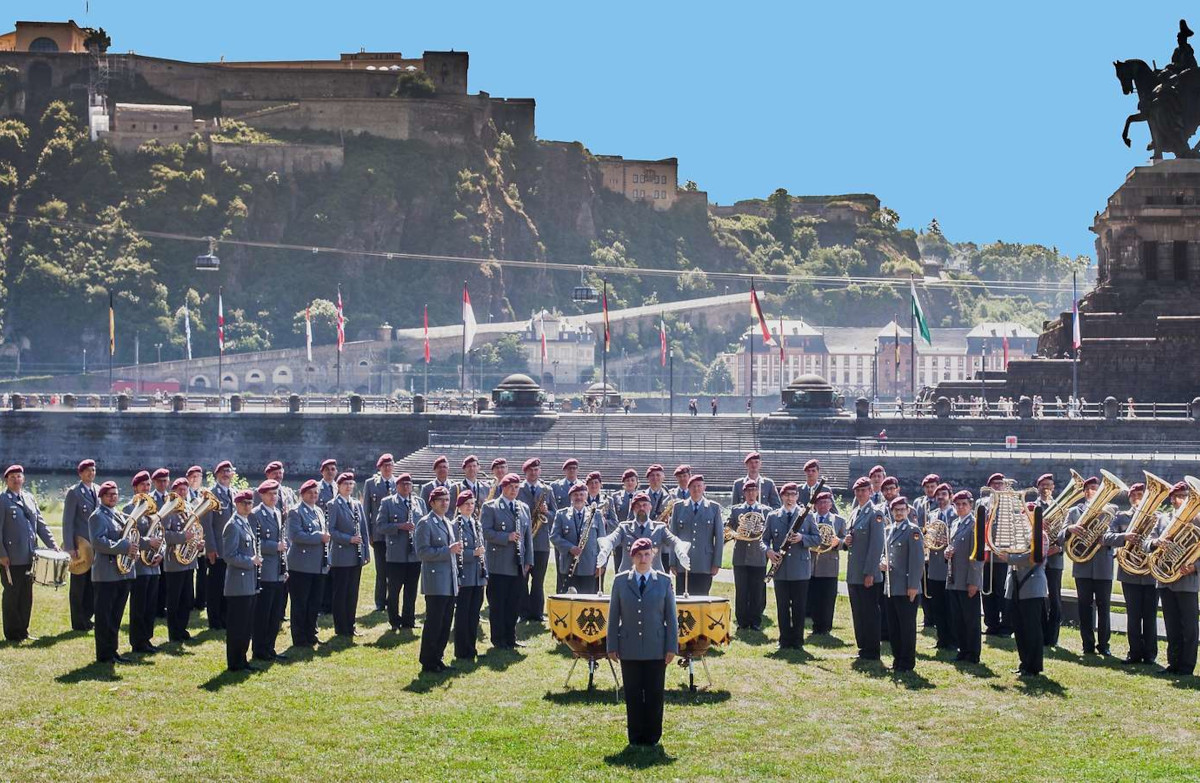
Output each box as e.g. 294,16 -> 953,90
1120,656 -> 1140,665
513,640 -> 527,648
113,654 -> 133,664
1098,648 -> 1112,657
351,630 -> 363,637
1154,667 -> 1177,676
273,652 -> 290,661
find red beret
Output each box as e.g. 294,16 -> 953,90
869,465 -> 885,476
953,490 -> 973,504
674,464 -> 691,477
152,468 -> 169,481
171,478 -> 189,491
233,490 -> 254,505
1083,476 -> 1100,489
490,458 -> 507,470
456,490 -> 475,507
568,482 -> 587,496
1036,473 -> 1055,486
376,453 -> 394,468
397,473 -> 413,483
321,459 -> 338,471
586,471 -> 602,483
215,460 -> 233,474
1127,482 -> 1146,494
264,461 -> 283,474
299,479 -> 319,494
98,481 -> 118,496
987,472 -> 1006,484
336,471 -> 355,485
744,451 -> 761,464
432,455 -> 448,469
853,477 -> 871,490
922,474 -> 940,485
687,474 -> 704,487
1172,481 -> 1189,496
522,458 -> 541,472
429,486 -> 450,502
881,476 -> 899,489
500,473 -> 521,488
645,464 -> 664,477
562,458 -> 579,470
257,479 -> 279,494
630,537 -> 653,554
780,482 -> 799,495
804,459 -> 820,471
2,465 -> 21,479
742,479 -> 758,490
631,491 -> 651,505
814,491 -> 833,502
131,470 -> 151,487
889,495 -> 909,509
622,469 -> 637,481
935,483 -> 952,495
187,465 -> 203,476
462,455 -> 478,469
77,459 -> 96,472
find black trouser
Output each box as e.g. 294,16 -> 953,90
1122,581 -> 1159,663
1009,596 -> 1044,674
156,571 -> 168,618
612,547 -> 624,574
848,582 -> 881,660
371,541 -> 388,610
983,561 -> 1010,632
386,561 -> 421,628
921,563 -> 933,628
206,558 -> 227,629
288,571 -> 323,645
320,572 -> 333,614
521,550 -> 549,620
565,574 -> 598,594
488,573 -> 521,647
948,589 -> 982,662
807,576 -> 837,633
454,585 -> 485,659
886,594 -> 919,671
68,570 -> 94,630
926,578 -> 955,648
555,568 -> 567,595
164,570 -> 194,641
877,578 -> 890,641
93,579 -> 131,662
225,594 -> 256,670
1075,577 -> 1112,653
330,565 -> 362,636
1160,588 -> 1199,675
735,565 -> 769,629
620,659 -> 667,746
1,564 -> 34,640
194,556 -> 207,609
773,578 -> 810,648
129,573 -> 159,648
420,594 -> 455,669
675,572 -> 713,597
1043,567 -> 1063,646
253,580 -> 287,659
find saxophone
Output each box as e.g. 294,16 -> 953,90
530,487 -> 550,537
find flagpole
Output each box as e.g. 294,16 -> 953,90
460,281 -> 467,398
1071,269 -> 1078,406
909,275 -> 916,401
336,284 -> 342,397
748,278 -> 755,415
108,292 -> 114,402
217,285 -> 223,404
601,278 -> 608,413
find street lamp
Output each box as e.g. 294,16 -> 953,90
83,348 -> 87,374
551,359 -> 559,395
155,343 -> 163,364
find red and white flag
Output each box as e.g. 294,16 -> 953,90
336,287 -> 345,353
305,306 -> 313,362
659,315 -> 667,367
217,287 -> 225,354
750,282 -> 773,345
462,285 -> 477,352
423,304 -> 430,364
1071,300 -> 1082,351
539,311 -> 548,360
779,315 -> 786,362
1002,335 -> 1010,369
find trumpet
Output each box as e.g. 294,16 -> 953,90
1148,475 -> 1200,584
1115,471 -> 1173,577
140,493 -> 183,566
115,493 -> 157,575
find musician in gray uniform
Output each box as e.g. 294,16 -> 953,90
644,464 -> 670,520
328,472 -> 370,639
921,482 -> 955,650
88,481 -> 133,662
912,473 -> 940,630
316,458 -> 339,615
186,465 -> 208,612
607,537 -> 678,748
551,458 -> 581,510
978,472 -> 1012,637
610,469 -> 641,573
1147,481 -> 1200,677
222,490 -> 262,672
1035,473 -> 1065,648
1114,482 -> 1159,665
668,474 -> 724,596
1066,475 -> 1122,656
584,471 -> 617,585
150,467 -> 172,619
286,479 -> 330,647
807,489 -> 846,635
844,477 -> 885,661
762,482 -> 823,651
415,486 -> 462,674
375,473 -> 426,631
482,473 -> 533,650
945,490 -> 985,664
880,497 -> 925,673
162,478 -> 199,643
420,455 -> 453,507
201,460 -> 237,630
550,482 -> 603,594
996,528 -> 1049,677
453,454 -> 489,511
599,493 -> 688,576
517,457 -> 557,622
452,491 -> 487,661
126,470 -> 165,654
726,479 -> 769,631
867,465 -> 886,506
362,453 -> 396,614
264,461 -> 297,516
795,459 -> 821,508
0,465 -> 59,644
732,451 -> 782,508
62,459 -> 98,631
251,479 -> 288,662
671,465 -> 692,500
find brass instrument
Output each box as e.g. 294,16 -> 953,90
1040,469 -> 1088,546
530,487 -> 550,538
923,509 -> 950,554
175,489 -> 220,565
657,496 -> 678,524
725,510 -> 767,543
1148,475 -> 1200,584
1065,469 -> 1129,563
985,479 -> 1034,556
139,493 -> 183,566
1115,471 -> 1173,577
115,493 -> 157,575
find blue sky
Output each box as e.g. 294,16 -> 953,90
13,1 -> 1198,257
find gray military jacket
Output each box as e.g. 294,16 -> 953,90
598,519 -> 683,574
1004,551 -> 1048,600
453,478 -> 489,512
606,568 -> 679,660
415,511 -> 459,597
326,496 -> 370,568
419,479 -> 454,508
810,511 -> 847,579
884,520 -> 926,597
202,483 -> 234,558
124,498 -> 161,577
668,497 -> 725,573
160,509 -> 195,574
250,504 -> 285,583
945,513 -> 985,591
550,476 -> 577,510
760,506 -> 822,581
612,488 -> 637,523
317,480 -> 336,508
1069,504 -> 1122,581
222,514 -> 259,597
88,505 -> 133,583
1113,509 -> 1156,586
286,504 -> 328,575
550,505 -> 604,576
517,481 -> 558,552
362,473 -> 395,544
924,504 -> 953,581
1046,499 -> 1079,572
62,481 -> 97,551
481,498 -> 533,577
726,502 -> 769,568
1148,513 -> 1200,593
454,514 -> 487,588
845,503 -> 885,586
375,493 -> 425,564
0,489 -> 56,567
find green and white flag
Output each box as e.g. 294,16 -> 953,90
910,279 -> 932,345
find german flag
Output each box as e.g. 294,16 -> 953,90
108,292 -> 115,356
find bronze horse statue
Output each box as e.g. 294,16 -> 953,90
1115,58 -> 1200,159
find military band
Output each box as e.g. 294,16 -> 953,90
376,472 -> 425,631
362,453 -> 396,614
763,483 -> 822,651
415,486 -> 460,673
327,472 -> 370,639
726,479 -> 768,631
806,489 -> 845,635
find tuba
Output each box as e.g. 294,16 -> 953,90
1115,471 -> 1173,577
175,489 -> 220,565
115,493 -> 157,575
725,510 -> 767,543
140,493 -> 184,567
1040,469 -> 1088,546
985,479 -> 1034,555
1148,475 -> 1200,584
1065,469 -> 1129,563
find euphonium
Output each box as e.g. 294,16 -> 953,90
725,510 -> 767,543
139,492 -> 183,566
115,493 -> 157,575
1115,471 -> 1173,577
1065,469 -> 1129,563
1148,475 -> 1200,584
985,479 -> 1034,555
176,489 -> 220,565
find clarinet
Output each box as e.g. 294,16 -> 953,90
473,512 -> 488,580
352,501 -> 364,566
317,505 -> 330,573
251,514 -> 262,594
276,506 -> 288,579
455,516 -> 466,581
766,478 -> 826,581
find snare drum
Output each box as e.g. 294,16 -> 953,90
32,548 -> 69,588
676,595 -> 732,657
547,593 -> 609,656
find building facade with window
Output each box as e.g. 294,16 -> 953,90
595,155 -> 679,210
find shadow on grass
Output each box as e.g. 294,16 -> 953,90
805,632 -> 847,649
184,628 -> 222,646
1168,674 -> 1200,691
850,657 -> 889,678
952,660 -> 998,679
889,670 -> 935,690
603,744 -> 676,769
55,660 -> 124,684
356,609 -> 390,629
29,629 -> 89,649
663,688 -> 731,705
402,658 -> 481,694
480,647 -> 526,673
367,630 -> 410,650
543,683 -> 622,706
516,623 -> 546,642
1014,675 -> 1068,697
765,646 -> 815,664
734,628 -> 772,647
199,667 -> 255,692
